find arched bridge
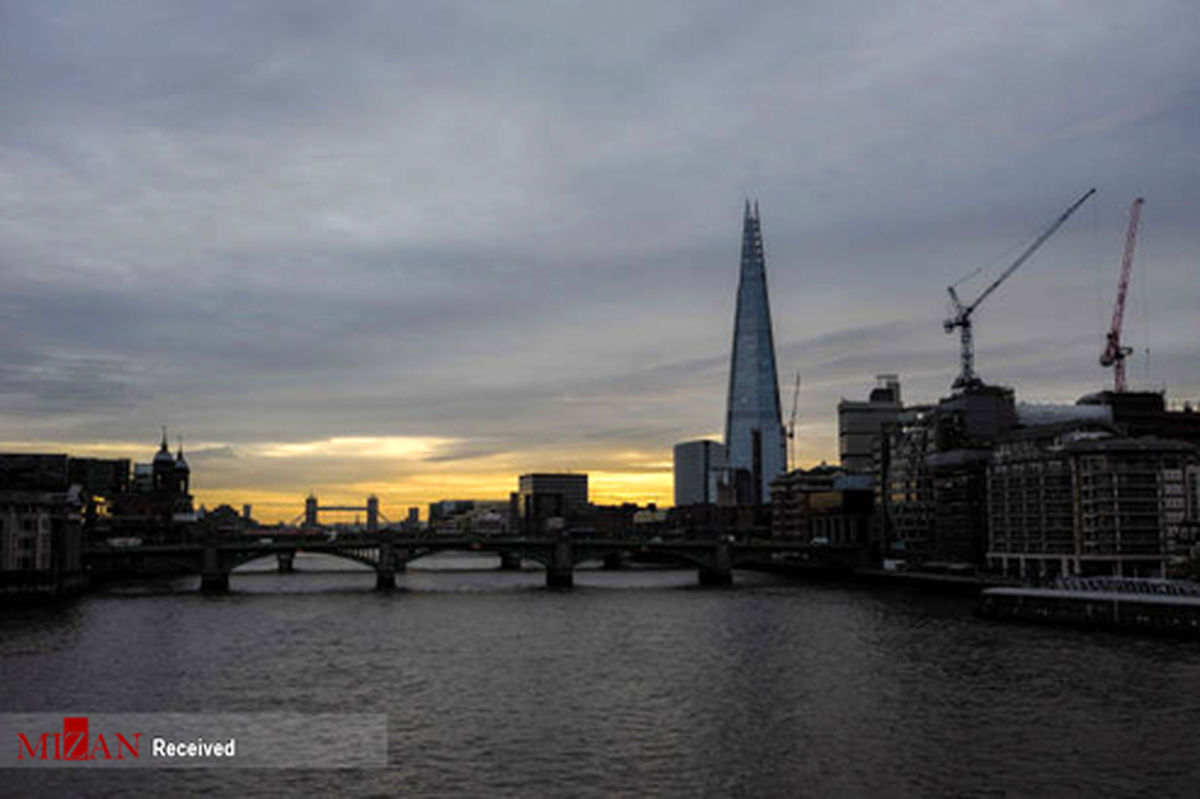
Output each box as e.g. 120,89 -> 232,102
84,533 -> 831,593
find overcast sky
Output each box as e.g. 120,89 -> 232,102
2,1 -> 1197,520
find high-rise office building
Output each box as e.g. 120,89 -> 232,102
673,440 -> 726,506
838,374 -> 903,472
724,201 -> 786,504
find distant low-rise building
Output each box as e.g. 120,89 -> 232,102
0,487 -> 86,600
0,452 -> 128,542
772,466 -> 874,547
428,500 -> 511,535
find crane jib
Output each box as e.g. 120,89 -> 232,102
945,188 -> 1097,389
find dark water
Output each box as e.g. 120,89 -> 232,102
3,554 -> 1199,797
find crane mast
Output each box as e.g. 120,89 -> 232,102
944,188 -> 1096,390
1100,197 -> 1144,392
786,372 -> 800,471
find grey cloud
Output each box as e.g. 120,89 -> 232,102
0,353 -> 141,415
422,442 -> 510,464
186,446 -> 237,461
0,1 -> 1197,477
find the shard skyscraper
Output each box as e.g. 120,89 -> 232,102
724,201 -> 786,504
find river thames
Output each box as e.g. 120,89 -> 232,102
3,554 -> 1199,797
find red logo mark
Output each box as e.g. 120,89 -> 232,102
16,716 -> 141,761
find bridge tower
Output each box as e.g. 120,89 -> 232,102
304,494 -> 319,527
366,495 -> 380,532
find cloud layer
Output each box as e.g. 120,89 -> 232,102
2,2 -> 1198,518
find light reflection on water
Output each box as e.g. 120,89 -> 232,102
2,552 -> 1199,797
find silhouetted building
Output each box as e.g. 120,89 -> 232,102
838,375 -> 902,472
882,383 -> 1018,567
725,201 -> 786,505
0,487 -> 86,600
0,453 -> 130,537
517,473 -> 588,535
673,440 -> 726,506
588,504 -> 638,539
669,503 -> 762,539
108,431 -> 195,535
428,500 -> 510,535
988,431 -> 1197,579
1077,390 -> 1200,447
196,504 -> 250,537
0,434 -> 196,584
0,454 -> 70,492
879,378 -> 1200,577
429,500 -> 476,523
772,466 -> 874,547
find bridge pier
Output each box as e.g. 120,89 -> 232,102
498,551 -> 523,571
201,543 -> 230,594
602,551 -> 628,570
277,551 -> 295,574
698,541 -> 734,587
698,568 -> 733,587
201,572 -> 230,593
546,539 -> 574,588
376,539 -> 397,592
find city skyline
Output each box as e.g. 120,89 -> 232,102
2,3 -> 1199,521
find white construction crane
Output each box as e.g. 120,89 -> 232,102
944,188 -> 1096,390
786,372 -> 800,471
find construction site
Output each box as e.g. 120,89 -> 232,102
773,191 -> 1200,580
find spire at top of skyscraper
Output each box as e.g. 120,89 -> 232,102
724,199 -> 786,504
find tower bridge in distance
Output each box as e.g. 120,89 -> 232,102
296,494 -> 385,530
83,530 -> 838,593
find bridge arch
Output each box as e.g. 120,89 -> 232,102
395,543 -> 552,569
86,554 -> 204,580
226,547 -> 379,572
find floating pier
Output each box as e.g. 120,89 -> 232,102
979,578 -> 1200,634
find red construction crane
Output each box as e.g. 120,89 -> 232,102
1100,197 -> 1145,392
944,188 -> 1096,390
